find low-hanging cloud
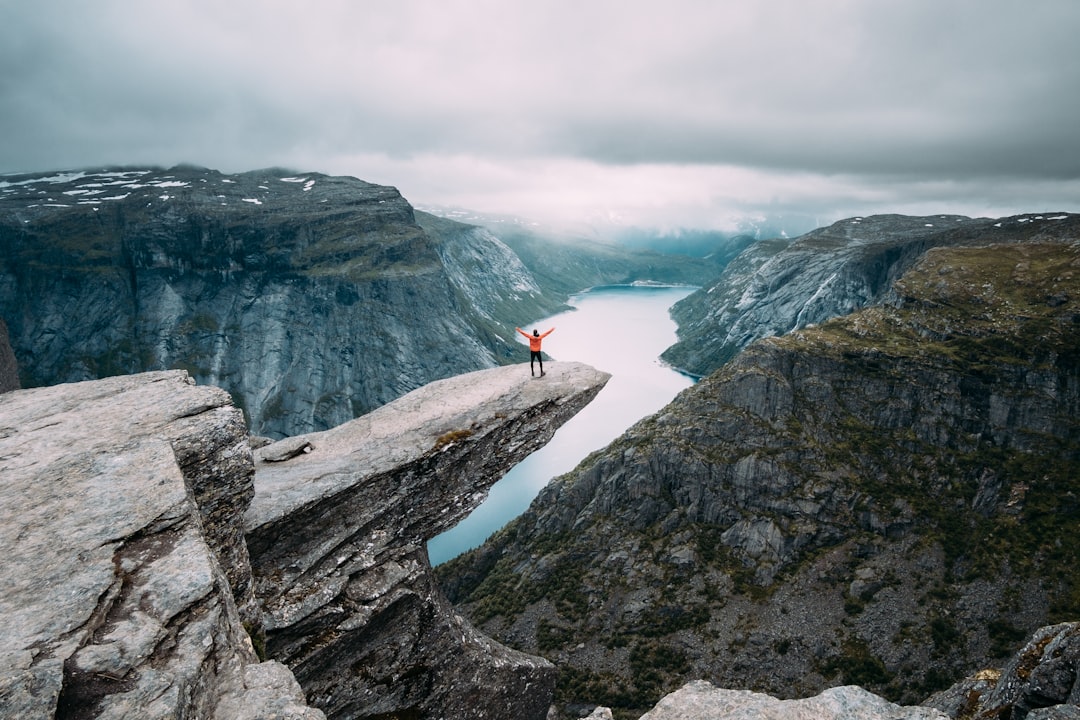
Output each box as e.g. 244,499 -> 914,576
2,0 -> 1079,230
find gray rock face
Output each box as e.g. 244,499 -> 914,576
0,167 -> 556,438
638,681 -> 948,719
661,213 -> 1080,377
245,361 -> 610,719
417,211 -> 566,344
0,371 -> 322,719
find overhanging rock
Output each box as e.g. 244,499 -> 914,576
245,361 -> 610,720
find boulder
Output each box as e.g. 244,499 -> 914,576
639,681 -> 947,720
0,371 -> 322,719
926,622 -> 1080,720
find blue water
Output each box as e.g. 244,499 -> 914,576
427,284 -> 697,565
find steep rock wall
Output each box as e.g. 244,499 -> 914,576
443,240 -> 1080,716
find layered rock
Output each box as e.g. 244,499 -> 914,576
0,359 -> 610,719
0,371 -> 321,719
661,213 -> 1080,376
442,239 -> 1080,715
245,362 -> 610,719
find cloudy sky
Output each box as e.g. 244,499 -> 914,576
2,1 -> 1079,231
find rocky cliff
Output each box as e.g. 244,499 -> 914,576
661,213 -> 1080,377
441,237 -> 1080,717
0,166 -> 714,440
416,211 -> 567,334
0,167 -> 571,439
245,361 -> 609,719
0,361 -> 609,719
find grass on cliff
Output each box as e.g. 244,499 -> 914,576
787,242 -> 1080,368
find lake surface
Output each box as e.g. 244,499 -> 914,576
427,284 -> 697,565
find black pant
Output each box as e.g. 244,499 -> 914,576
530,350 -> 543,373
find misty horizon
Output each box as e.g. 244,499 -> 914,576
3,2 -> 1079,231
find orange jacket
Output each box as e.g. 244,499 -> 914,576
517,327 -> 554,351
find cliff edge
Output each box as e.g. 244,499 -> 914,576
246,361 -> 610,719
0,361 -> 609,719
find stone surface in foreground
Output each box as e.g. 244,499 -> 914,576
0,371 -> 323,719
638,681 -> 948,720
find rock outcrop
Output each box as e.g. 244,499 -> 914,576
0,371 -> 322,719
926,622 -> 1080,720
636,681 -> 948,720
246,362 -> 610,719
0,359 -> 609,719
661,213 -> 1080,376
442,239 -> 1080,716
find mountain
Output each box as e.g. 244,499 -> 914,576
439,229 -> 1080,717
0,165 -> 716,438
660,213 -> 1080,377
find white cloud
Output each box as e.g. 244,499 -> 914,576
1,0 -> 1079,229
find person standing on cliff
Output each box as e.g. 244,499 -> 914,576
516,326 -> 555,377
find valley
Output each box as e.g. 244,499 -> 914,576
2,166 -> 1079,720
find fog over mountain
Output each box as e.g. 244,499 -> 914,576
3,1 -> 1079,233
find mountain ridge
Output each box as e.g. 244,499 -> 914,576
440,231 -> 1080,717
661,212 -> 1080,377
